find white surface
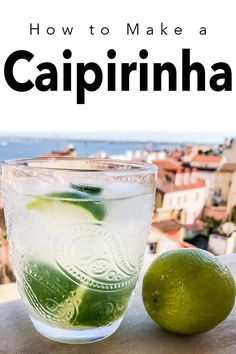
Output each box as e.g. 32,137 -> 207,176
0,0 -> 235,135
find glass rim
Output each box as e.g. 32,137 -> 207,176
2,157 -> 157,174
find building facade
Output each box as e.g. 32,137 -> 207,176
153,159 -> 207,225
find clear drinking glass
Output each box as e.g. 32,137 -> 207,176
1,158 -> 156,344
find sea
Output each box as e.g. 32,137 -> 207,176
0,137 -> 180,161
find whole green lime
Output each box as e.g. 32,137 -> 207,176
142,249 -> 236,335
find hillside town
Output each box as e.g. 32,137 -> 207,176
1,137 -> 236,285
94,137 -> 236,257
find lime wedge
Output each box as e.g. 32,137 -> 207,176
70,184 -> 103,195
24,262 -> 77,303
26,190 -> 106,221
24,261 -> 134,327
70,284 -> 134,327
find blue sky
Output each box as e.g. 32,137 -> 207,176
0,131 -> 233,144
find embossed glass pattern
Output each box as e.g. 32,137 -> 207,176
1,158 -> 156,344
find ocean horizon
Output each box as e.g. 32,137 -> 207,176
0,130 -> 233,142
0,131 -> 231,161
0,137 -> 177,161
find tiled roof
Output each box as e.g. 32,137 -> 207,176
178,240 -> 196,249
167,151 -> 184,161
157,176 -> 205,193
184,219 -> 205,230
219,163 -> 236,172
203,206 -> 228,220
41,148 -> 75,158
152,159 -> 182,171
152,220 -> 182,233
41,152 -> 70,157
190,155 -> 222,163
155,158 -> 205,193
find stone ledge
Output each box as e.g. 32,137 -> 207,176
0,255 -> 235,354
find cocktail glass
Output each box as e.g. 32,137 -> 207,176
1,158 -> 156,344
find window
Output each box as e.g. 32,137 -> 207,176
149,243 -> 157,254
168,197 -> 172,208
177,195 -> 181,205
195,192 -> 199,202
183,195 -> 187,204
184,212 -> 188,224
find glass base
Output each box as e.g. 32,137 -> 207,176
30,316 -> 123,344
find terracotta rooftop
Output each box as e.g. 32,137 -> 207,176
155,158 -> 205,193
152,220 -> 182,233
41,152 -> 70,158
148,227 -> 195,249
204,206 -> 228,220
167,151 -> 184,161
190,154 -> 223,164
41,147 -> 76,158
184,219 -> 205,230
178,240 -> 196,249
157,176 -> 205,193
152,159 -> 182,172
219,163 -> 236,172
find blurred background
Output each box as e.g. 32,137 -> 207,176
1,132 -> 236,301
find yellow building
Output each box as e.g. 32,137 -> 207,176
227,171 -> 236,213
211,163 -> 236,207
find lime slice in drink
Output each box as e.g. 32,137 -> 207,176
69,284 -> 133,327
26,189 -> 106,221
24,261 -> 134,327
70,184 -> 103,195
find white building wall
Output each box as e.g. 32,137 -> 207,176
162,186 -> 207,224
190,161 -> 219,169
208,234 -> 227,255
197,170 -> 214,205
223,140 -> 236,163
190,157 -> 225,170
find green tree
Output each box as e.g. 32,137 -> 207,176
205,149 -> 213,155
205,216 -> 222,236
231,205 -> 236,222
